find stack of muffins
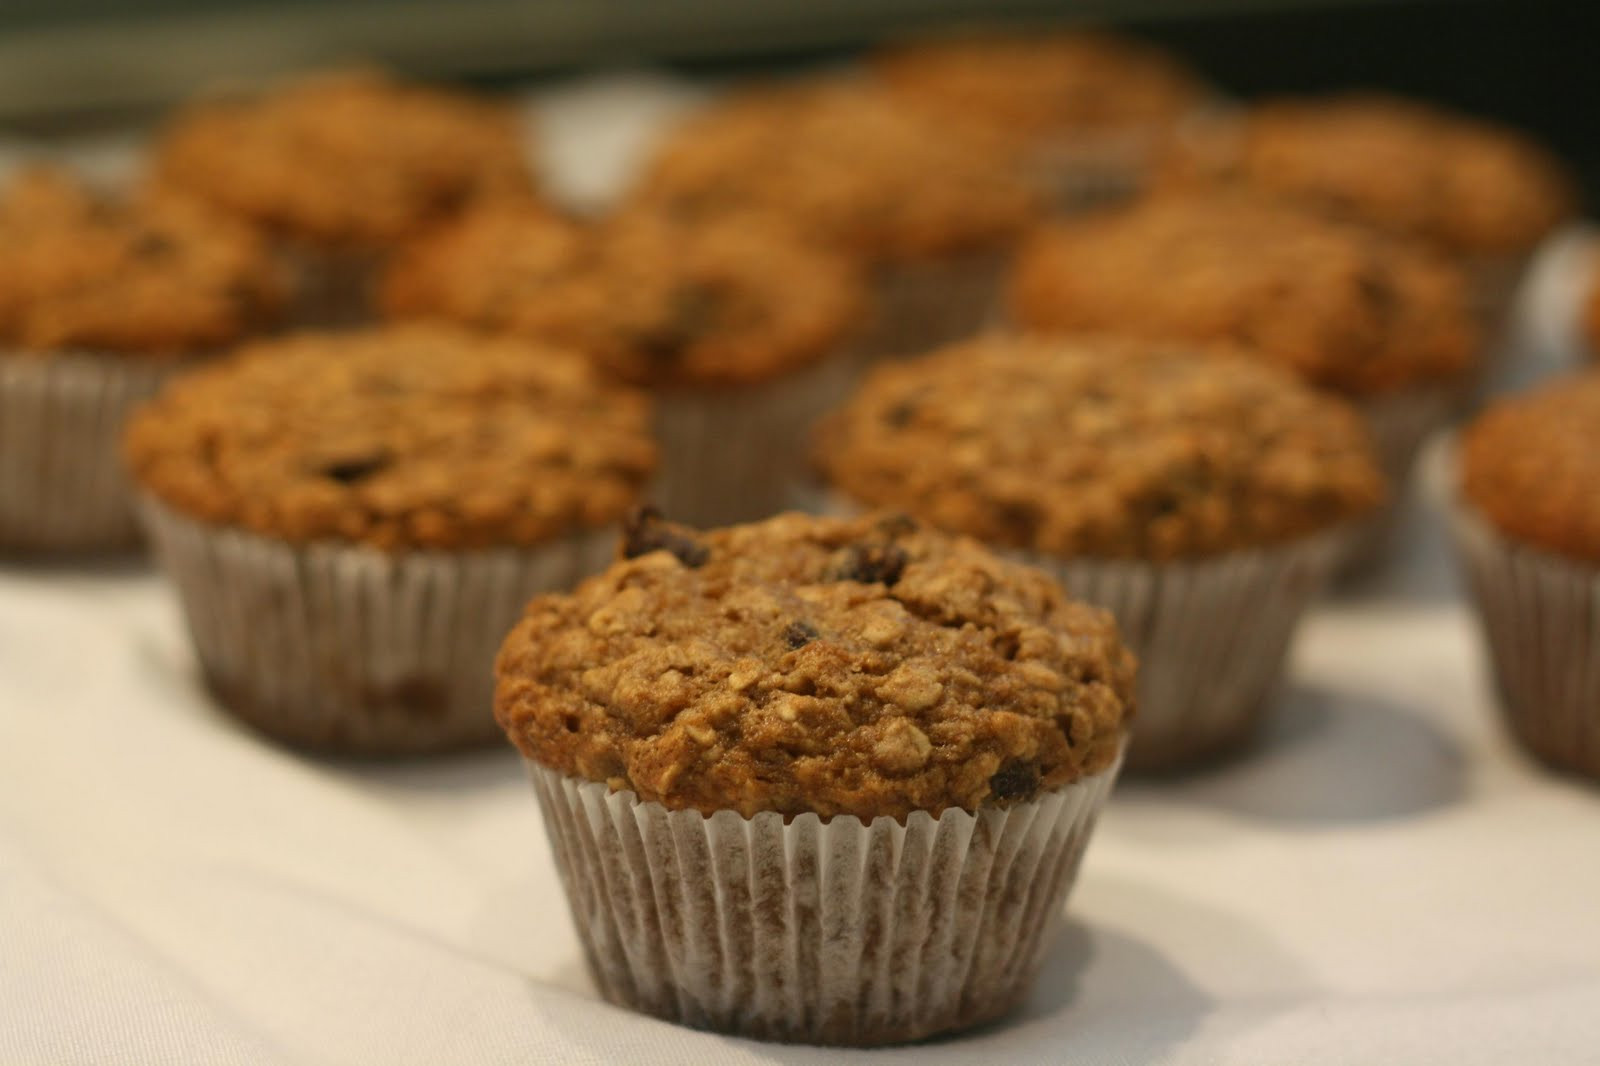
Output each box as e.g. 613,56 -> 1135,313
1,21 -> 1591,1048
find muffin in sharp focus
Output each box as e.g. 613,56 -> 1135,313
124,323 -> 656,754
1450,374 -> 1600,779
872,28 -> 1209,208
383,202 -> 866,526
1009,191 -> 1477,541
814,334 -> 1384,769
633,79 -> 1039,358
496,509 -> 1134,1044
0,168 -> 287,553
1164,94 -> 1577,329
151,69 -> 534,324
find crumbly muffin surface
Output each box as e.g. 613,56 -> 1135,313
815,335 -> 1385,560
872,30 -> 1203,143
124,324 -> 656,550
383,203 -> 865,387
1009,193 -> 1478,396
1462,374 -> 1600,563
152,70 -> 532,249
496,511 -> 1134,820
634,82 -> 1038,263
0,169 -> 286,356
1166,95 -> 1575,257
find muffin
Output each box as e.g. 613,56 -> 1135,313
814,335 -> 1384,770
495,509 -> 1134,1044
1009,191 -> 1477,563
633,80 -> 1038,358
124,324 -> 656,754
872,28 -> 1209,207
1449,374 -> 1600,778
384,202 -> 866,526
152,69 -> 534,323
1165,94 -> 1577,330
0,168 -> 286,552
1582,260 -> 1600,360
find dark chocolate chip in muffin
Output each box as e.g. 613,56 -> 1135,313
988,759 -> 1041,802
621,506 -> 710,568
784,620 -> 820,649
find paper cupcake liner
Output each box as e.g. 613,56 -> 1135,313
1439,448 -> 1600,779
1338,383 -> 1464,575
1011,533 -> 1349,772
527,752 -> 1122,1046
854,254 -> 1006,363
137,496 -> 615,755
0,353 -> 172,553
1026,125 -> 1169,214
650,353 -> 859,529
285,245 -> 379,328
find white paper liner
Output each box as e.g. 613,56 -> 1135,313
853,254 -> 1007,363
0,353 -> 172,552
649,352 -> 859,529
1338,383 -> 1465,576
1010,533 -> 1349,772
1437,443 -> 1600,779
527,753 -> 1122,1046
137,496 -> 615,754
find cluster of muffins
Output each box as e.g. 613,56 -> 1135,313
1,19 -> 1590,1049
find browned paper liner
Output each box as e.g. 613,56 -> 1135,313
649,353 -> 859,529
855,254 -> 1006,363
527,754 -> 1121,1046
1012,532 -> 1348,772
0,353 -> 171,552
1440,447 -> 1600,779
138,496 -> 614,754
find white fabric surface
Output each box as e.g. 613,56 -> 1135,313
4,71 -> 1600,1065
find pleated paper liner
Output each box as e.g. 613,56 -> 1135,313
853,254 -> 1007,363
138,496 -> 615,755
0,353 -> 173,553
528,750 -> 1122,1046
1432,437 -> 1600,779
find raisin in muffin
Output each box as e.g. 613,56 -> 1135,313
384,202 -> 866,526
1450,374 -> 1600,779
497,509 -> 1132,1044
634,79 -> 1039,358
125,323 -> 656,753
815,333 -> 1384,768
873,28 -> 1208,206
0,168 -> 286,552
152,69 -> 534,322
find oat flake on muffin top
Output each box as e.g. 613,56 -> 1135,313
814,334 -> 1385,560
383,203 -> 865,388
1461,373 -> 1600,564
1009,192 -> 1478,396
0,168 -> 286,356
123,324 -> 657,551
496,510 -> 1134,820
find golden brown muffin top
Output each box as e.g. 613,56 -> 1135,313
124,324 -> 657,550
495,510 -> 1134,820
0,168 -> 287,357
872,29 -> 1205,145
382,202 -> 866,388
632,81 -> 1039,264
815,334 -> 1385,560
151,70 -> 533,249
1461,373 -> 1600,563
1165,95 -> 1576,257
1008,193 -> 1478,396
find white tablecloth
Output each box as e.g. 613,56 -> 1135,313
4,72 -> 1600,1065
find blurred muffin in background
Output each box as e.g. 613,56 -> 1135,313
124,323 -> 656,754
633,80 -> 1038,359
0,168 -> 286,553
1009,190 -> 1477,566
872,27 -> 1210,208
1163,93 -> 1577,331
1449,373 -> 1600,779
384,201 -> 867,527
152,69 -> 534,324
1582,255 -> 1600,359
814,333 -> 1384,770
